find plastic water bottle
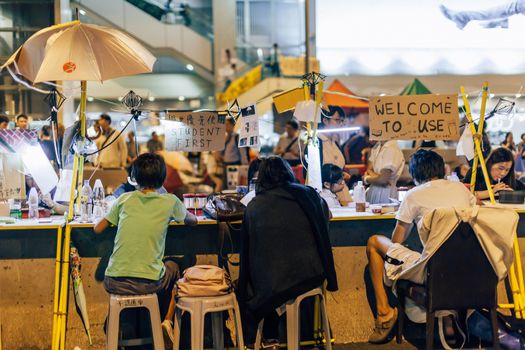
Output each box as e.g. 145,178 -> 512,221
80,180 -> 93,222
28,187 -> 39,219
91,179 -> 105,221
10,199 -> 22,219
354,181 -> 366,212
447,172 -> 460,182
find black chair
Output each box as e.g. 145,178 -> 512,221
395,222 -> 500,350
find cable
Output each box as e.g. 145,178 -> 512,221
82,114 -> 135,156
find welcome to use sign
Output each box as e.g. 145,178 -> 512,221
369,94 -> 460,141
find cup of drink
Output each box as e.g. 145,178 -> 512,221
370,204 -> 382,214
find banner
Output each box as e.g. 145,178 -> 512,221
164,111 -> 226,152
216,65 -> 262,104
369,94 -> 460,141
238,104 -> 260,148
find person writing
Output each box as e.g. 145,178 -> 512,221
274,119 -> 301,166
94,154 -> 197,321
366,150 -> 476,343
463,147 -> 525,200
364,140 -> 405,204
320,164 -> 346,208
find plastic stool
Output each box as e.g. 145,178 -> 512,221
254,288 -> 332,350
106,293 -> 165,350
172,292 -> 244,350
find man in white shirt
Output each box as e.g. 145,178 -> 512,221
366,150 -> 476,344
95,114 -> 127,168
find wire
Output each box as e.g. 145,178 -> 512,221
82,114 -> 134,156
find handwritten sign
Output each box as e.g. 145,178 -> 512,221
0,154 -> 25,200
164,111 -> 225,152
238,104 -> 260,148
369,94 -> 459,141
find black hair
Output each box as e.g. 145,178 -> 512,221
41,125 -> 51,137
486,147 -> 516,187
248,158 -> 262,183
322,164 -> 343,185
504,132 -> 514,142
320,105 -> 345,126
521,133 -> 525,140
255,156 -> 296,192
16,114 -> 28,122
99,113 -> 112,124
409,149 -> 445,184
131,153 -> 166,189
286,119 -> 299,130
0,115 -> 8,125
362,126 -> 370,135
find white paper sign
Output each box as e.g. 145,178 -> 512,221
164,111 -> 226,152
54,169 -> 74,203
238,104 -> 260,148
294,100 -> 321,122
21,143 -> 59,195
456,126 -> 475,161
306,143 -> 322,191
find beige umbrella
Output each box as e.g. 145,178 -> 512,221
2,19 -> 156,350
2,20 -> 156,82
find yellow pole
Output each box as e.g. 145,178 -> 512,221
51,225 -> 63,350
58,224 -> 72,350
311,81 -> 323,140
470,83 -> 489,190
459,86 -> 495,203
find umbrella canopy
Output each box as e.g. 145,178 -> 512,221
323,79 -> 368,110
399,78 -> 432,95
2,20 -> 156,83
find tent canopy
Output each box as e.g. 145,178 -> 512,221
324,79 -> 369,110
399,78 -> 432,95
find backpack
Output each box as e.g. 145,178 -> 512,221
176,265 -> 232,298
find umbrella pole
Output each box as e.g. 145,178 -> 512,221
51,225 -> 64,349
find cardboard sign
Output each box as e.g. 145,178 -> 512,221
273,87 -> 305,113
369,94 -> 459,141
164,111 -> 226,152
0,154 -> 25,200
238,104 -> 260,148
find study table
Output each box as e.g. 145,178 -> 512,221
1,205 -> 525,259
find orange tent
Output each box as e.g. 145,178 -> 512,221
323,79 -> 368,110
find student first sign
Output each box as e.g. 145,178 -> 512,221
369,94 -> 460,141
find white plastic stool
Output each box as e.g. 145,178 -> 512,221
172,292 -> 245,350
106,293 -> 165,350
254,288 -> 332,350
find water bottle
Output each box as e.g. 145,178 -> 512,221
10,199 -> 22,219
447,172 -> 460,182
354,181 -> 366,212
80,180 -> 93,222
28,187 -> 39,220
91,179 -> 105,221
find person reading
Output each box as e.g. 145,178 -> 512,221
463,147 -> 525,200
321,164 -> 347,208
366,150 -> 476,343
94,153 -> 197,323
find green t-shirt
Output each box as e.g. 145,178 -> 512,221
104,191 -> 187,280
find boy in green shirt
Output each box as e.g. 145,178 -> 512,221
94,153 -> 197,313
